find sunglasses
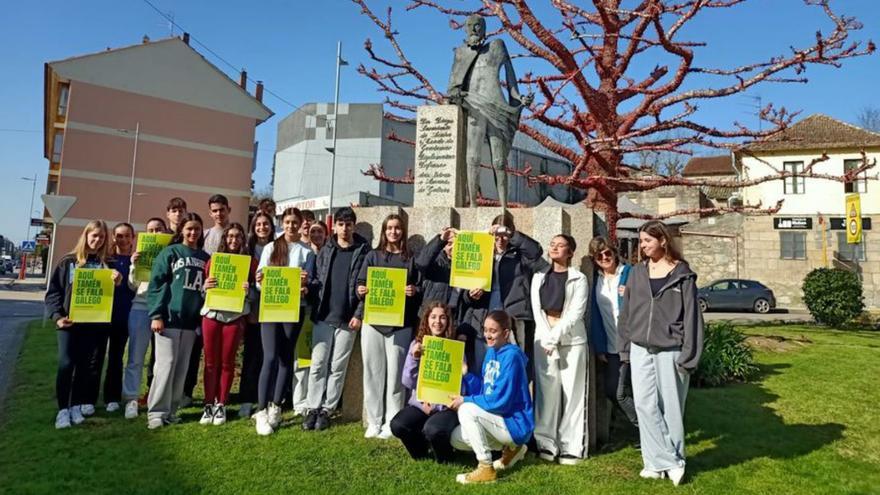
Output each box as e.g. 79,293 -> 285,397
594,249 -> 614,260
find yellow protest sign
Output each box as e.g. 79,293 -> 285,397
134,233 -> 173,281
297,320 -> 312,368
259,266 -> 301,322
450,231 -> 494,290
363,267 -> 407,327
846,193 -> 862,244
69,268 -> 115,323
416,336 -> 465,404
205,253 -> 251,313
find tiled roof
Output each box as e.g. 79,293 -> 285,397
743,114 -> 880,152
682,155 -> 735,176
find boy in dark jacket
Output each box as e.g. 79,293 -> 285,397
302,207 -> 369,431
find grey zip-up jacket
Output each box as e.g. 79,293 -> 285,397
617,260 -> 704,372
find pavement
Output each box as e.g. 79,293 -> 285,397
0,276 -> 46,417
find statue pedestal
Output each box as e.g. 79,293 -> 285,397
413,105 -> 467,207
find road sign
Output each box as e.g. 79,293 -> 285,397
30,218 -> 44,227
846,193 -> 862,244
20,241 -> 35,252
41,194 -> 77,222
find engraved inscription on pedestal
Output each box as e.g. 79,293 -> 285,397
414,105 -> 465,207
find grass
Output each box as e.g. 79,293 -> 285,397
0,321 -> 878,495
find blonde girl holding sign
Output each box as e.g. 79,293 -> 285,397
356,213 -> 420,439
254,207 -> 314,435
200,222 -> 255,426
46,220 -> 122,429
531,234 -> 589,465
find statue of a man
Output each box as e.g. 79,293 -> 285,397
448,14 -> 532,208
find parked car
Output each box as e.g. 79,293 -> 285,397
697,279 -> 776,313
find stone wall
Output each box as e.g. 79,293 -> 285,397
680,214 -> 745,287
623,184 -> 701,220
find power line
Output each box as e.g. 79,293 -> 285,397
139,0 -> 300,110
0,129 -> 41,133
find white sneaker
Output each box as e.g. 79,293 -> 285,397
212,404 -> 226,426
255,409 -> 273,436
267,403 -> 282,429
70,406 -> 85,425
199,405 -> 215,425
377,425 -> 393,440
667,466 -> 685,486
80,404 -> 96,416
238,403 -> 253,419
364,424 -> 381,439
55,409 -> 71,429
124,400 -> 139,419
147,418 -> 164,430
640,469 -> 666,479
105,402 -> 120,413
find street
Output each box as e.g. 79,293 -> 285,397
0,276 -> 46,415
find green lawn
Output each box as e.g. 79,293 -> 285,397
1,321 -> 878,494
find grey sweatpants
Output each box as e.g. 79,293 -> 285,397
147,328 -> 197,422
361,324 -> 411,430
307,321 -> 357,411
630,343 -> 689,472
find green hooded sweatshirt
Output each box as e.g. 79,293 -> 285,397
148,243 -> 210,330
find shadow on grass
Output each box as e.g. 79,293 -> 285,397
687,363 -> 845,472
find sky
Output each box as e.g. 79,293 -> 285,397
0,0 -> 878,245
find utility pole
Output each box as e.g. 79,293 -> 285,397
327,42 -> 348,220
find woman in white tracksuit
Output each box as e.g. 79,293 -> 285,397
530,234 -> 588,465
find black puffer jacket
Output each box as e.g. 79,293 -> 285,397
457,231 -> 546,339
308,233 -> 370,323
415,234 -> 464,321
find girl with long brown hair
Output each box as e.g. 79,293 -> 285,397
618,220 -> 703,485
46,220 -> 122,429
390,302 -> 480,463
356,213 -> 421,439
253,207 -> 314,435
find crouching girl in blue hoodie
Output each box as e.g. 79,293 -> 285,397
449,310 -> 533,484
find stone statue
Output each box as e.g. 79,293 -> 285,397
448,14 -> 533,209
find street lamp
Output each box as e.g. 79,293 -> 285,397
20,174 -> 37,278
326,42 -> 348,219
117,123 -> 141,223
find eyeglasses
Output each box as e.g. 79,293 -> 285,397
594,249 -> 614,260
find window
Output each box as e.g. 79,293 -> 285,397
51,132 -> 64,162
844,159 -> 868,193
711,281 -> 733,291
780,232 -> 806,260
837,232 -> 867,262
385,182 -> 395,197
57,83 -> 70,119
783,161 -> 805,194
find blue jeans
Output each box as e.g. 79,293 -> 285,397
122,309 -> 151,401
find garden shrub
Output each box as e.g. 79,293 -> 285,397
802,268 -> 864,327
693,322 -> 759,387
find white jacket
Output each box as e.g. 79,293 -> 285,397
531,267 -> 589,350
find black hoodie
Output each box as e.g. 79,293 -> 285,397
617,260 -> 704,372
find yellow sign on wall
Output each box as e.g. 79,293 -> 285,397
450,231 -> 494,290
846,193 -> 862,244
69,268 -> 115,323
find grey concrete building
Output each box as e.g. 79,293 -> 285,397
272,103 -> 580,215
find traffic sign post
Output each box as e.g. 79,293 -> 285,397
20,240 -> 36,252
40,194 -> 77,279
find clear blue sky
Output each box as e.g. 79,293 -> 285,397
1,0 -> 877,244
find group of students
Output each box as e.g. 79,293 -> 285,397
45,194 -> 703,486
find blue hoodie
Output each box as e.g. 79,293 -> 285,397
463,343 -> 534,445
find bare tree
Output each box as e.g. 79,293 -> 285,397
857,106 -> 880,132
353,0 -> 875,239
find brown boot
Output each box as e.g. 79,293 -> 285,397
493,444 -> 528,471
456,462 -> 497,484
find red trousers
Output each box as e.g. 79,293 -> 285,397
201,317 -> 244,405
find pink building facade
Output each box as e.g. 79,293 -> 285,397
43,37 -> 272,264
